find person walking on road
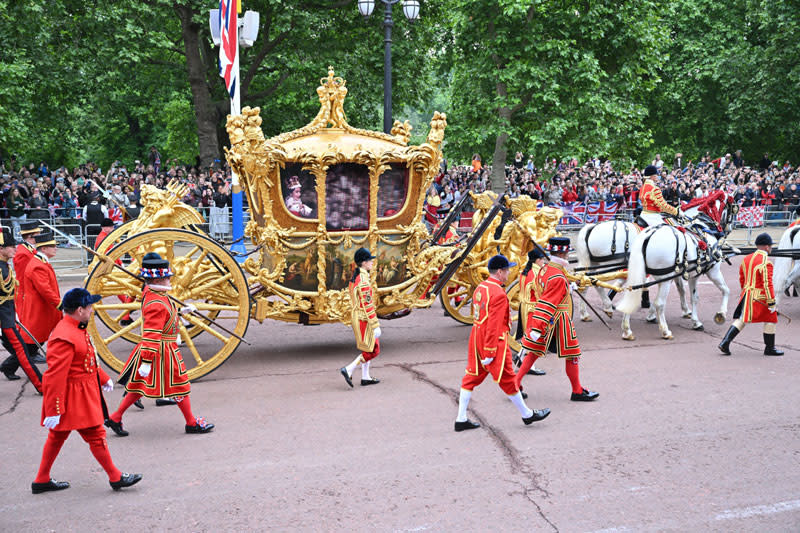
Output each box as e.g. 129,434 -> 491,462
105,252 -> 214,436
454,254 -> 550,432
18,230 -> 62,364
718,232 -> 784,356
340,248 -> 382,388
514,247 -> 549,386
521,237 -> 599,402
32,288 -> 141,494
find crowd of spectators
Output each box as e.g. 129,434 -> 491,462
0,148 -> 235,238
428,151 -> 800,219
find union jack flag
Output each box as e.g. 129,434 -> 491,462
109,205 -> 123,224
736,205 -> 764,228
559,202 -> 619,225
218,0 -> 239,98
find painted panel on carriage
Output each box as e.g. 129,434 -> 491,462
325,163 -> 370,231
280,163 -> 318,219
280,240 -> 319,292
377,163 -> 409,218
376,237 -> 410,287
324,242 -> 360,292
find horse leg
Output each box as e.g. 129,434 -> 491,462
599,282 -> 620,317
705,264 -> 730,324
656,282 -> 673,339
621,312 -> 635,341
688,276 -> 703,330
674,277 -> 691,318
579,288 -> 592,321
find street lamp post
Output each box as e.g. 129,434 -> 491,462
357,0 -> 420,134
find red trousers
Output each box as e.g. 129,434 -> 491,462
461,349 -> 519,395
362,339 -> 380,362
1,326 -> 42,392
34,425 -> 121,483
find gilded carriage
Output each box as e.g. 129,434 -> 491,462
85,68 -> 564,379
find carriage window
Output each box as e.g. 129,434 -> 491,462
377,163 -> 408,218
280,164 -> 317,219
325,163 -> 369,231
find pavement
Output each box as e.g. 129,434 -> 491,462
1,226 -> 799,531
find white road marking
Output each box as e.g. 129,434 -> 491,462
715,499 -> 800,520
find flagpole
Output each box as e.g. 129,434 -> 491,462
229,0 -> 246,262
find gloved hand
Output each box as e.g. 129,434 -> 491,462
528,330 -> 542,342
43,415 -> 61,429
480,357 -> 494,366
180,304 -> 197,315
138,363 -> 152,378
374,327 -> 382,339
570,281 -> 578,292
102,379 -> 114,392
768,305 -> 777,313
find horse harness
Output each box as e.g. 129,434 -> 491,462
640,224 -> 722,280
584,220 -> 632,263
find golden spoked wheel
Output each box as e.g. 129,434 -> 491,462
85,228 -> 250,381
439,276 -> 475,325
505,279 -> 521,353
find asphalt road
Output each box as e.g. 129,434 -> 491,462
1,249 -> 799,532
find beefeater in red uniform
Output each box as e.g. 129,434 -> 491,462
718,232 -> 783,356
453,254 -> 550,432
522,237 -> 599,401
0,227 -> 43,389
105,252 -> 215,436
31,288 -> 141,494
18,230 -> 62,362
13,220 -> 40,310
340,247 -> 382,388
513,247 -> 549,385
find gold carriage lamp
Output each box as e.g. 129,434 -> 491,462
224,67 -> 450,324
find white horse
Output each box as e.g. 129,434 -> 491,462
774,224 -> 800,306
574,220 -> 640,319
615,220 -> 731,340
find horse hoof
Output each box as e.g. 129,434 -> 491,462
682,312 -> 692,319
622,333 -> 635,341
604,310 -> 613,318
662,333 -> 673,340
714,312 -> 725,325
581,316 -> 592,322
646,317 -> 657,324
692,324 -> 704,331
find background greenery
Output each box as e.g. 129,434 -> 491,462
1,0 -> 798,173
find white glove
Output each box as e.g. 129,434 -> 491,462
768,305 -> 776,313
180,304 -> 197,315
43,415 -> 61,429
102,379 -> 114,392
480,357 -> 494,366
570,282 -> 578,291
138,363 -> 152,378
374,327 -> 382,339
528,330 -> 542,342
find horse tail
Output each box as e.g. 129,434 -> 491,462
616,229 -> 648,315
575,223 -> 596,267
773,228 -> 796,304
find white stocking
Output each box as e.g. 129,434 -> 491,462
361,360 -> 371,380
508,392 -> 533,419
456,388 -> 472,422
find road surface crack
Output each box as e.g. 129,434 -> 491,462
0,380 -> 28,417
389,362 -> 558,532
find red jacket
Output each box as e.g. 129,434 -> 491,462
561,188 -> 578,203
349,268 -> 380,353
466,277 -> 511,381
19,253 -> 62,344
13,241 -> 36,307
737,250 -> 777,323
41,315 -> 111,430
526,263 -> 581,358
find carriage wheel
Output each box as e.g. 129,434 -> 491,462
86,228 -> 250,381
505,279 -> 521,353
439,276 -> 475,325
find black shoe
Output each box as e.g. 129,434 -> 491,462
763,333 -> 784,356
155,398 -> 178,406
454,419 -> 481,432
570,388 -> 600,401
31,479 -> 70,494
134,399 -> 144,409
104,418 -> 129,437
119,318 -> 134,327
528,368 -> 546,376
718,325 -> 741,355
3,371 -> 21,381
110,473 -> 142,491
523,408 -> 550,425
360,378 -> 380,386
339,367 -> 353,388
185,417 -> 215,434
520,390 -> 528,399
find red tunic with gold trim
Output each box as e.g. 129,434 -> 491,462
13,241 -> 36,308
518,264 -> 543,351
640,179 -> 678,216
433,221 -> 459,244
525,263 -> 581,358
735,250 -> 777,323
95,228 -> 112,253
349,268 -> 380,360
466,277 -> 512,382
19,253 -> 62,345
120,286 -> 191,398
41,315 -> 111,430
